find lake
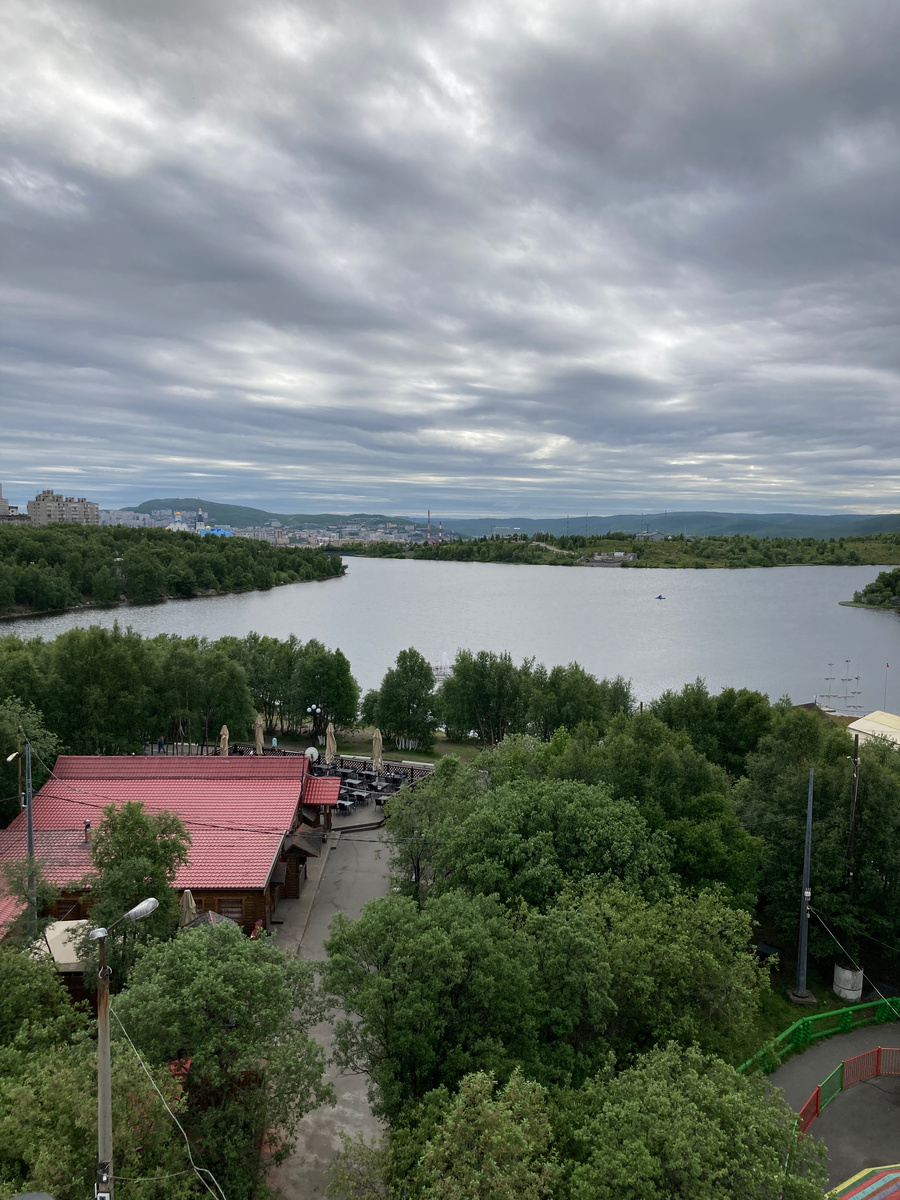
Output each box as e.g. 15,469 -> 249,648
6,560 -> 899,713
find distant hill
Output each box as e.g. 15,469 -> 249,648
124,500 -> 900,540
126,498 -> 418,529
442,512 -> 900,539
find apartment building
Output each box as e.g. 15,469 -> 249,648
26,489 -> 99,526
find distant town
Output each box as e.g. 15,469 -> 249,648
0,483 -> 451,545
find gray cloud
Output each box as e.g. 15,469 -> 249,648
2,0 -> 899,516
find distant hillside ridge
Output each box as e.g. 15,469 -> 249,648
126,498 -> 418,529
122,501 -> 900,540
442,512 -> 900,539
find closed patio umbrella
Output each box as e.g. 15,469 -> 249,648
178,889 -> 198,928
218,724 -> 229,756
324,721 -> 337,764
372,728 -> 384,772
254,713 -> 265,755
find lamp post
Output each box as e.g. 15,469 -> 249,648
306,705 -> 322,740
88,898 -> 159,1200
6,734 -> 35,938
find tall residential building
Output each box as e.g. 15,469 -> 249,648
0,483 -> 31,524
27,489 -> 99,526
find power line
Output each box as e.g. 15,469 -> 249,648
807,906 -> 900,1020
111,1003 -> 229,1200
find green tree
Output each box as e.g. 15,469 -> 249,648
436,650 -> 532,745
43,623 -> 162,752
123,545 -> 167,603
90,563 -> 121,605
736,705 -> 900,962
594,712 -> 763,908
0,947 -> 84,1050
569,884 -> 769,1062
79,800 -> 191,981
429,777 -> 673,910
371,648 -> 437,751
292,639 -> 361,736
114,922 -> 331,1200
323,891 -> 613,1120
650,678 -> 772,777
559,1044 -> 826,1200
417,1070 -> 557,1200
0,1037 -> 197,1200
0,698 -> 60,827
527,664 -> 633,741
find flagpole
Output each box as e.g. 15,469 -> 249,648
885,662 -> 890,711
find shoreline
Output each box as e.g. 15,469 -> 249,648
0,570 -> 346,625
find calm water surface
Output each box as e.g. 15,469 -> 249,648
8,560 -> 900,711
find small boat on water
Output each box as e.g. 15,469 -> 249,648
655,594 -> 666,600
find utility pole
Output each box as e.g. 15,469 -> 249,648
89,898 -> 159,1200
789,768 -> 817,1006
847,733 -> 860,895
96,933 -> 114,1200
6,731 -> 36,937
25,739 -> 34,939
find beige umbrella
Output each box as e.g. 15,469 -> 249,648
218,724 -> 229,756
178,889 -> 197,928
254,713 -> 265,755
324,721 -> 337,764
372,728 -> 384,773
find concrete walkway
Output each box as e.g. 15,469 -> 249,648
769,1021 -> 900,1190
269,824 -> 391,1199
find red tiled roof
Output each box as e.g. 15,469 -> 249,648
0,828 -> 94,933
0,758 -> 303,915
53,755 -> 308,780
302,777 -> 341,806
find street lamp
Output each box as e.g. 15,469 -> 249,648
89,898 -> 159,1200
6,733 -> 35,938
306,705 -> 323,740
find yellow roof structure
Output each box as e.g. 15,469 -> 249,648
847,711 -> 900,746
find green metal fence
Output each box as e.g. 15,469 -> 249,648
738,997 -> 900,1074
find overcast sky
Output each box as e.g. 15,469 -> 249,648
2,0 -> 899,517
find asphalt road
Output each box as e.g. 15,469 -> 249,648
269,829 -> 392,1199
769,1022 -> 900,1189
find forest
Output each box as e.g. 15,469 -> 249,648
4,632 -> 900,1197
0,524 -> 344,616
344,528 -> 900,569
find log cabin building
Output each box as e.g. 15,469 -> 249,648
0,755 -> 340,936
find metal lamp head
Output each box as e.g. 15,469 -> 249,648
5,751 -> 18,763
123,897 -> 159,921
89,927 -> 109,941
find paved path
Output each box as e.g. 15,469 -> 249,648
769,1022 -> 900,1190
269,826 -> 391,1199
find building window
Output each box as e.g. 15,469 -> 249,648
218,898 -> 244,922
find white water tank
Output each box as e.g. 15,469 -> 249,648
833,964 -> 864,1002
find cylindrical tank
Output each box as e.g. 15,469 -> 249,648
833,964 -> 864,1002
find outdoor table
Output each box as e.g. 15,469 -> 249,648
370,780 -> 387,792
351,789 -> 369,804
336,799 -> 355,815
345,776 -> 362,788
337,766 -> 354,778
360,769 -> 377,782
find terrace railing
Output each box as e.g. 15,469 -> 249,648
739,997 -> 900,1075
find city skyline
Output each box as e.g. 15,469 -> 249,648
3,0 -> 900,516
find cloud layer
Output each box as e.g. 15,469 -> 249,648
2,0 -> 899,515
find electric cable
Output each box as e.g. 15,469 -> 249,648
807,906 -> 900,1020
110,1004 -> 229,1200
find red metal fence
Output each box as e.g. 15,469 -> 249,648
798,1048 -> 900,1137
